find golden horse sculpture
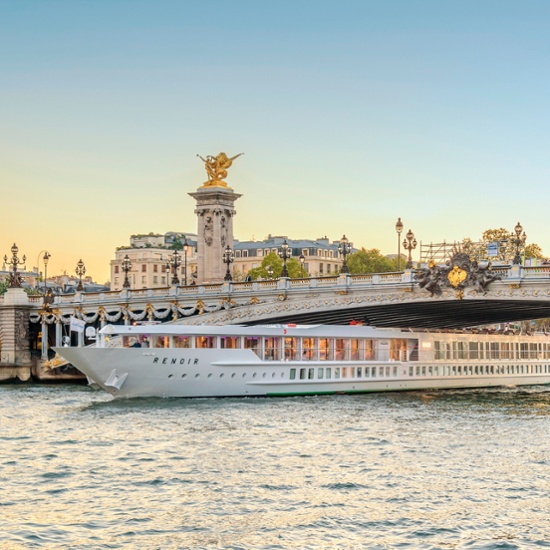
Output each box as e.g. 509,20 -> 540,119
197,152 -> 243,188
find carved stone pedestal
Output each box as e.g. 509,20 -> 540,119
189,186 -> 241,284
0,288 -> 32,381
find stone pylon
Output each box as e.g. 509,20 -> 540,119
189,186 -> 241,284
0,288 -> 33,381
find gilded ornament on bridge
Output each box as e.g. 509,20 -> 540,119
448,266 -> 468,288
197,152 -> 243,188
416,252 -> 501,298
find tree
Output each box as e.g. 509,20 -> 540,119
461,227 -> 544,263
247,252 -> 304,280
346,248 -> 397,274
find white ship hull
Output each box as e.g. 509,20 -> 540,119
55,322 -> 550,399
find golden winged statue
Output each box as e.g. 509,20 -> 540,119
197,152 -> 243,188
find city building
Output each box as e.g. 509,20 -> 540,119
110,232 -> 197,291
233,235 -> 353,278
110,232 -> 353,289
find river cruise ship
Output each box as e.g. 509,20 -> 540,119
55,323 -> 550,399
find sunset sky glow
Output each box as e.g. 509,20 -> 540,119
2,1 -> 549,282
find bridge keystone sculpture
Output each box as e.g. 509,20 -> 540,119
416,252 -> 501,299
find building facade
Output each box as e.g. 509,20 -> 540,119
110,232 -> 198,291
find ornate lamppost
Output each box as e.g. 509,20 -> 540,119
75,259 -> 86,291
278,239 -> 291,278
511,222 -> 527,265
166,249 -> 181,285
403,229 -> 417,269
182,235 -> 189,286
338,234 -> 352,274
3,243 -> 26,288
395,217 -> 404,271
121,254 -> 132,289
43,251 -> 51,294
267,265 -> 274,280
299,254 -> 306,277
223,245 -> 234,281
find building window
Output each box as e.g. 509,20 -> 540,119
327,264 -> 331,273
235,250 -> 241,258
153,264 -> 158,273
114,266 -> 119,274
141,275 -> 146,283
319,263 -> 324,273
242,250 -> 249,258
153,276 -> 158,284
142,264 -> 146,272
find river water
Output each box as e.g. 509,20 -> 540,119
1,384 -> 549,550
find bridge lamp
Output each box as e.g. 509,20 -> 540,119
267,265 -> 274,280
75,259 -> 86,291
299,254 -> 306,277
182,235 -> 189,286
338,235 -> 352,274
403,229 -> 417,269
223,245 -> 234,281
395,218 -> 404,271
43,251 -> 51,294
4,243 -> 26,288
121,254 -> 132,289
511,222 -> 527,265
278,239 -> 291,278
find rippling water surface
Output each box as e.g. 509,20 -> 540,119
1,385 -> 550,549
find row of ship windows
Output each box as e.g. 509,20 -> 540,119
165,363 -> 550,381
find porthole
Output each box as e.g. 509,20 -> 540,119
220,373 -> 224,378
242,373 -> 246,378
168,374 -> 173,379
272,372 -> 276,378
181,373 -> 187,378
195,373 -> 200,378
252,373 -> 257,378
231,373 -> 236,378
262,373 -> 267,378
207,373 -> 212,378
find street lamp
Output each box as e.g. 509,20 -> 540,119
267,265 -> 274,280
223,245 -> 234,281
511,221 -> 527,265
75,259 -> 86,291
43,251 -> 51,294
3,243 -> 26,288
278,239 -> 291,278
122,254 -> 132,289
166,249 -> 181,285
299,254 -> 305,277
403,229 -> 417,269
182,236 -> 189,286
338,234 -> 352,274
395,217 -> 404,271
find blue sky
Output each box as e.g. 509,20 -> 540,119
2,1 -> 549,281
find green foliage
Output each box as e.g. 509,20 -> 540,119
346,248 -> 397,274
0,279 -> 8,295
462,227 -> 544,262
247,252 -> 305,280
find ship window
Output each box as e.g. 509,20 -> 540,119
469,342 -> 479,359
308,368 -> 314,379
244,337 -> 260,356
325,368 -> 331,379
284,338 -> 297,360
357,367 -> 362,377
341,367 -> 347,378
350,339 -> 362,360
365,340 -> 374,360
318,368 -> 324,379
290,369 -> 296,380
264,337 -> 281,361
300,368 -> 306,380
154,336 -> 168,348
196,336 -> 215,349
385,366 -> 390,377
335,339 -> 347,360
174,336 -> 190,348
319,338 -> 332,361
168,374 -> 173,378
393,366 -> 398,377
409,367 -> 413,376
334,368 -> 340,379
416,366 -> 420,376
194,373 -> 199,378
220,336 -> 240,349
421,366 -> 426,376
371,367 -> 376,377
302,338 -> 315,360
428,366 -> 433,376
